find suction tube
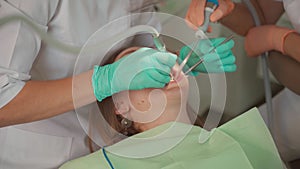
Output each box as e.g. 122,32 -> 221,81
242,0 -> 274,133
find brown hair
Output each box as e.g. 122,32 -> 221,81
96,97 -> 140,137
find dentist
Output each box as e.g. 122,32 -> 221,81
0,1 -> 177,169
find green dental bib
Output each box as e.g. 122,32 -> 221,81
60,108 -> 284,169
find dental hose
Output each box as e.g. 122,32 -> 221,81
242,0 -> 274,133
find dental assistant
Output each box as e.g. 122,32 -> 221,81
186,0 -> 300,163
0,1 -> 178,169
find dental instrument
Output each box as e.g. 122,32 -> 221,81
175,0 -> 219,78
242,0 -> 274,133
179,35 -> 234,76
195,0 -> 219,39
176,42 -> 198,77
207,34 -> 234,53
152,0 -> 218,54
184,58 -> 205,76
153,35 -> 167,52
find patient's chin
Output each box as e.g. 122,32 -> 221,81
164,74 -> 188,92
163,77 -> 188,105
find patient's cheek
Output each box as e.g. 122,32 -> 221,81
129,90 -> 152,111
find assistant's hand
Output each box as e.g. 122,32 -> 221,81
179,38 -> 236,74
186,0 -> 235,29
92,47 -> 177,101
245,25 -> 296,57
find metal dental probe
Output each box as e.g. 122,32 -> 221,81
184,59 -> 205,76
176,0 -> 219,78
175,42 -> 198,78
207,34 -> 234,53
183,35 -> 234,75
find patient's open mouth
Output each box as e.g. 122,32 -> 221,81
171,65 -> 184,82
165,67 -> 184,89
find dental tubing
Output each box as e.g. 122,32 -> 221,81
242,0 -> 274,133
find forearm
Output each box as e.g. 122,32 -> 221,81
269,51 -> 300,95
220,0 -> 284,36
0,70 -> 96,127
284,32 -> 300,63
220,3 -> 258,36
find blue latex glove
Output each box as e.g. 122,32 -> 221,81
92,47 -> 177,101
179,38 -> 236,75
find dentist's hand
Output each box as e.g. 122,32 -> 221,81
186,0 -> 235,29
179,38 -> 236,74
92,47 -> 177,102
245,25 -> 295,57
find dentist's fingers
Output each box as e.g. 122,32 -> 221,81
154,52 -> 177,68
210,0 -> 235,22
220,64 -> 237,72
154,63 -> 172,76
186,0 -> 206,28
214,39 -> 235,54
219,54 -> 236,65
202,51 -> 231,62
147,69 -> 171,84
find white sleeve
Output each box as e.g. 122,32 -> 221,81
0,0 -> 58,108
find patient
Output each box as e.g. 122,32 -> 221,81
60,47 -> 283,169
92,46 -> 203,145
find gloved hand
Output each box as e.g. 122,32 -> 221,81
186,0 -> 235,29
179,38 -> 236,74
92,47 -> 177,102
245,25 -> 296,57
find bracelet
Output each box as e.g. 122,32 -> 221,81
281,30 -> 297,55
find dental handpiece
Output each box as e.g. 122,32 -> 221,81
196,0 -> 219,39
153,35 -> 167,52
153,34 -> 178,81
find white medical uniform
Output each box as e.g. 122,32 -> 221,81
259,0 -> 300,162
0,0 -> 159,169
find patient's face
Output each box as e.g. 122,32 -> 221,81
112,47 -> 189,129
